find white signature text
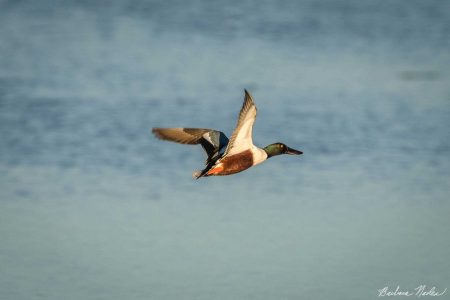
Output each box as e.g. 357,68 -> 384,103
378,285 -> 447,297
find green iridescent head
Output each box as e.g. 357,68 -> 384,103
263,143 -> 303,158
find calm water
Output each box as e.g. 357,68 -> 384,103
1,1 -> 450,299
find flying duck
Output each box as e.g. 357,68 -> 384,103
152,90 -> 302,178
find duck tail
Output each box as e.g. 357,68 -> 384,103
192,170 -> 202,179
192,167 -> 212,179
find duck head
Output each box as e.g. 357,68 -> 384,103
263,143 -> 303,158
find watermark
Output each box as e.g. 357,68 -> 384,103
378,285 -> 447,297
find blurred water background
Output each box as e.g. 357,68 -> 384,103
1,1 -> 449,299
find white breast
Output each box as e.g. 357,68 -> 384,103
252,146 -> 268,165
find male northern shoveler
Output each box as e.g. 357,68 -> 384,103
152,90 -> 302,178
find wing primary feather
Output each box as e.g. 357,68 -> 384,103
222,90 -> 257,157
152,127 -> 229,165
151,128 -> 208,144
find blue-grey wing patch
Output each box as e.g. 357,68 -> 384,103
199,130 -> 229,164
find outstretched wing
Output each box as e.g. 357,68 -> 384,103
222,90 -> 257,157
152,127 -> 229,164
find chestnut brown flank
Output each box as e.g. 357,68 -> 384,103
214,149 -> 254,175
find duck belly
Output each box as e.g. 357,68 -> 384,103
207,150 -> 254,176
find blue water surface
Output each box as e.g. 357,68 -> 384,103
1,1 -> 449,299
